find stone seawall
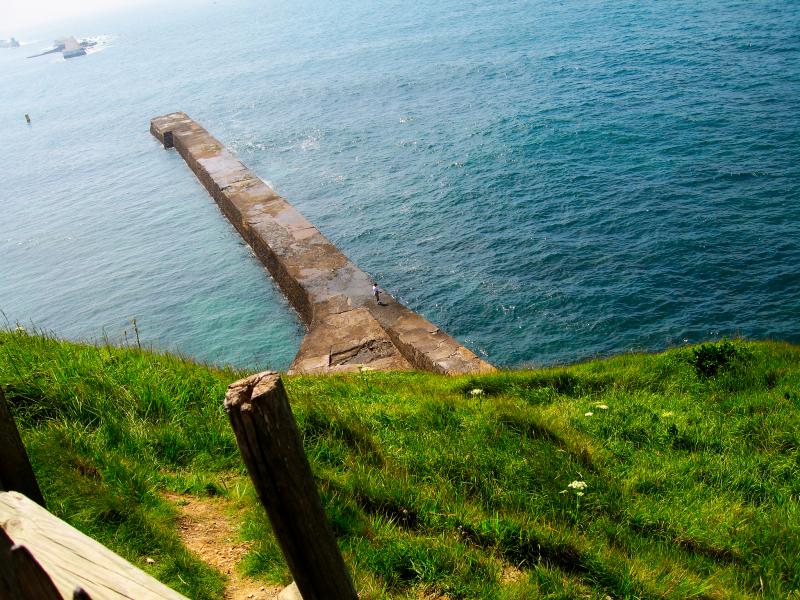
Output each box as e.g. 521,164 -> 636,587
150,112 -> 494,375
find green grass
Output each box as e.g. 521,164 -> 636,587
1,328 -> 799,599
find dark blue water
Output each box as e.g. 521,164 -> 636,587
2,0 -> 799,369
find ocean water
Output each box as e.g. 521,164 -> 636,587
2,0 -> 799,370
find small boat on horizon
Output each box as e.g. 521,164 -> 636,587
62,37 -> 87,59
26,36 -> 97,59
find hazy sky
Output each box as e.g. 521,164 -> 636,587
2,0 -> 151,34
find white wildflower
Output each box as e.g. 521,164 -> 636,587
597,404 -> 609,410
469,388 -> 484,396
567,480 -> 587,490
584,411 -> 593,416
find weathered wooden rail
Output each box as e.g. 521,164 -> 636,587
0,491 -> 188,600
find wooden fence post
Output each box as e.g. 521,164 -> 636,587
10,544 -> 63,600
0,389 -> 45,507
1,528 -> 63,600
0,528 -> 20,599
225,372 -> 358,600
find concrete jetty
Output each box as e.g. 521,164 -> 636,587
150,113 -> 494,375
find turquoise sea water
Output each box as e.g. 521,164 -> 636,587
2,0 -> 799,370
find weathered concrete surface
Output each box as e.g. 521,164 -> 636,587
151,112 -> 494,375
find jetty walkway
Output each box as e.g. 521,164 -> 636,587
150,113 -> 494,375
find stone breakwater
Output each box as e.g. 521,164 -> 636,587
150,113 -> 494,375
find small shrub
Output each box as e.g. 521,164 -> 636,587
691,341 -> 740,378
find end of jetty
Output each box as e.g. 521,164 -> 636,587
151,112 -> 494,375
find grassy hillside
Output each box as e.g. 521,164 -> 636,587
1,329 -> 798,599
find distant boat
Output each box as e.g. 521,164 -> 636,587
62,37 -> 86,59
26,36 -> 96,59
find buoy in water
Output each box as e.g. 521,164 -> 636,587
25,113 -> 31,124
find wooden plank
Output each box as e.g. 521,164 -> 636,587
0,389 -> 45,506
225,372 -> 358,600
0,491 -> 187,600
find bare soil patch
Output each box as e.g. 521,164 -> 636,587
164,492 -> 283,600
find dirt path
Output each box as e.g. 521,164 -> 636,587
164,493 -> 284,600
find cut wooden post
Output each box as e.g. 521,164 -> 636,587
0,389 -> 45,507
225,372 -> 357,600
1,528 -> 21,599
2,528 -> 65,600
10,544 -> 63,600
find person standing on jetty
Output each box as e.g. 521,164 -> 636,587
372,283 -> 381,304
